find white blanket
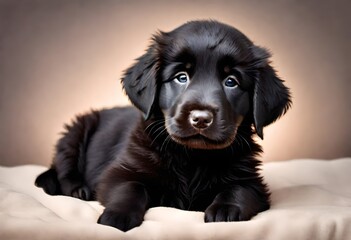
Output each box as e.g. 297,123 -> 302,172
1,158 -> 351,240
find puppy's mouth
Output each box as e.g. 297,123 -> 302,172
163,111 -> 239,150
169,132 -> 236,150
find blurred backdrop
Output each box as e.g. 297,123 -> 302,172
0,0 -> 350,166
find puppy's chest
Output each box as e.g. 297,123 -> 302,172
160,157 -> 218,210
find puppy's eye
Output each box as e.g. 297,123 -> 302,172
174,72 -> 189,84
224,76 -> 239,88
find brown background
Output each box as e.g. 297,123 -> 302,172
0,0 -> 350,166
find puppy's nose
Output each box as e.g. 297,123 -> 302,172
189,110 -> 213,129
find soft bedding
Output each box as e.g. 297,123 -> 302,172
1,158 -> 351,240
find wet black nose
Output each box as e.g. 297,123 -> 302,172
189,110 -> 213,129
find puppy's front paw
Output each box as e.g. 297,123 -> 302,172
204,203 -> 249,222
98,208 -> 144,232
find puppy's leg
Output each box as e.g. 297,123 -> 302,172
97,181 -> 150,232
35,167 -> 61,195
204,181 -> 270,222
55,112 -> 99,200
35,111 -> 99,200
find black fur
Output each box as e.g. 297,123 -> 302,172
35,20 -> 291,232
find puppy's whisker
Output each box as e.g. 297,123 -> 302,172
144,119 -> 162,131
145,120 -> 165,133
234,135 -> 244,151
153,123 -> 166,134
151,124 -> 170,146
237,133 -> 251,152
160,135 -> 172,153
160,136 -> 167,152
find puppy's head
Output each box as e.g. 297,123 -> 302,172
122,20 -> 291,149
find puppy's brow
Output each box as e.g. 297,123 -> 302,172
218,56 -> 237,74
185,63 -> 192,69
224,66 -> 231,74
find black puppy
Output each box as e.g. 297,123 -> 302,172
35,20 -> 291,231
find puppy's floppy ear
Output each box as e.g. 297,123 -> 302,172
122,43 -> 159,119
251,46 -> 292,139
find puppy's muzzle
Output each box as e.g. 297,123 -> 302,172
189,110 -> 213,130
